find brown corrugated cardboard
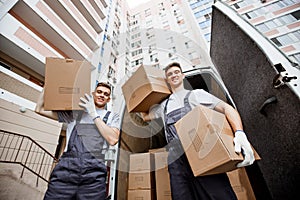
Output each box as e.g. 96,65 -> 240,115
122,65 -> 171,112
148,148 -> 167,154
129,153 -> 154,172
227,168 -> 256,200
152,151 -> 172,200
128,171 -> 155,190
44,57 -> 91,110
127,189 -> 156,200
174,105 -> 260,176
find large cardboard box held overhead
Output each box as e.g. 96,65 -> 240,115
174,105 -> 260,176
44,57 -> 91,110
122,65 -> 171,113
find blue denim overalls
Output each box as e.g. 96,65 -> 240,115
44,111 -> 111,200
164,91 -> 237,200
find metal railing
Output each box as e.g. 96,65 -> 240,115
0,129 -> 58,186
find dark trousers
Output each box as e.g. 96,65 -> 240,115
44,154 -> 107,200
168,153 -> 237,200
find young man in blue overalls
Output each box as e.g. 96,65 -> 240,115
141,62 -> 255,199
35,82 -> 120,200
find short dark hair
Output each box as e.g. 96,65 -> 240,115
164,62 -> 182,74
96,82 -> 111,93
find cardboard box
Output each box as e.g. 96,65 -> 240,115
129,153 -> 154,172
44,57 -> 91,110
127,189 -> 156,200
153,151 -> 172,200
227,168 -> 256,200
174,105 -> 260,176
128,171 -> 155,190
122,65 -> 171,112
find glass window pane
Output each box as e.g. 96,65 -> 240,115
271,38 -> 282,46
280,15 -> 296,24
265,20 -> 277,29
256,23 -> 269,32
273,18 -> 284,26
277,35 -> 293,46
291,10 -> 300,20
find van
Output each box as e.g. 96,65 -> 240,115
110,66 -> 243,200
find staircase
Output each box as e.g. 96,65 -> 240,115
0,129 -> 58,186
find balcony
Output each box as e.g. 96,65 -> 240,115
43,0 -> 100,51
71,0 -> 104,33
10,0 -> 92,60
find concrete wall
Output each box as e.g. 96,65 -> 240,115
0,163 -> 47,200
0,98 -> 62,154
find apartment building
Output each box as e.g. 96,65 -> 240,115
118,0 -> 214,77
0,0 -> 122,199
187,0 -> 300,65
227,0 -> 300,65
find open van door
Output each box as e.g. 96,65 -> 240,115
210,2 -> 300,199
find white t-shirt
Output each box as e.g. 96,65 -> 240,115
150,89 -> 222,120
58,109 -> 120,152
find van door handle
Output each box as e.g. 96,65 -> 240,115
259,96 -> 277,116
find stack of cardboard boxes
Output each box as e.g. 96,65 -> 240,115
128,153 -> 156,200
128,150 -> 172,200
151,150 -> 172,200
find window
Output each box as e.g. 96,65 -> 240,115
291,10 -> 300,20
131,58 -> 143,67
132,49 -> 142,57
167,37 -> 174,44
271,38 -> 282,46
145,8 -> 151,16
289,53 -> 300,64
107,66 -> 115,78
171,46 -> 176,53
204,33 -> 211,42
271,30 -> 300,47
131,32 -> 141,40
98,62 -> 102,73
131,40 -> 141,48
256,23 -> 269,32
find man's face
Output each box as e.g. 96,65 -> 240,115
93,86 -> 111,108
165,66 -> 185,88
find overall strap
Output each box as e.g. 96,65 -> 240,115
164,98 -> 170,114
184,91 -> 192,111
103,111 -> 111,124
66,111 -> 83,152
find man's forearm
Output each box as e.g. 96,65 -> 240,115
94,118 -> 120,146
35,90 -> 58,120
215,102 -> 243,132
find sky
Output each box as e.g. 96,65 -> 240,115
126,0 -> 151,9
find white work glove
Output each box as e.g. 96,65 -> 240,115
234,130 -> 255,168
79,93 -> 97,119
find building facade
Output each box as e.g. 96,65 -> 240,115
186,0 -> 300,65
0,0 -> 123,198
